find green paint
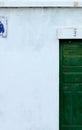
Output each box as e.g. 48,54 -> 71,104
60,40 -> 82,130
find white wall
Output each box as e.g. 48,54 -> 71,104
0,0 -> 82,7
0,7 -> 82,130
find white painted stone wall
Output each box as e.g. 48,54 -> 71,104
0,0 -> 82,7
0,7 -> 82,130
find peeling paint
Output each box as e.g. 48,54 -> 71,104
74,1 -> 78,7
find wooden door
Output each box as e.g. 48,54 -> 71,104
60,40 -> 82,130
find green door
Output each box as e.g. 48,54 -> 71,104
60,40 -> 82,130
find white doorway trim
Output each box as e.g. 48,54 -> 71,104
57,28 -> 82,39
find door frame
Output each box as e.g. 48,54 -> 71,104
57,27 -> 82,130
57,28 -> 82,39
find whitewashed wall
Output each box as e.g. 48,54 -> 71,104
0,8 -> 82,130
